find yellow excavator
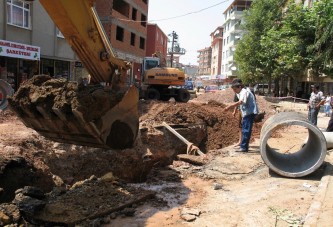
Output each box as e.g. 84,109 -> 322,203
140,56 -> 190,102
9,0 -> 139,149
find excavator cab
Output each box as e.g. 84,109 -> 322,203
8,0 -> 139,149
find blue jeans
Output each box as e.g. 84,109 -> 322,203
308,107 -> 319,126
240,114 -> 255,151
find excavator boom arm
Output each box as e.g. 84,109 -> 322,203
39,0 -> 129,83
8,0 -> 139,150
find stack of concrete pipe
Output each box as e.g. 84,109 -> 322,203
260,112 -> 327,178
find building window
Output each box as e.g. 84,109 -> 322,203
141,14 -> 147,27
56,27 -> 64,38
132,8 -> 137,20
6,0 -> 31,29
55,60 -> 69,79
140,37 -> 145,49
113,0 -> 130,18
116,26 -> 124,42
131,33 -> 136,46
143,0 -> 148,4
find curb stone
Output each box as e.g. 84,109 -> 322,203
303,163 -> 333,227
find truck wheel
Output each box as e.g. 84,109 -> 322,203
146,88 -> 160,100
175,89 -> 190,103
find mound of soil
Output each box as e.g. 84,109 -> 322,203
8,75 -> 123,122
0,88 -> 271,226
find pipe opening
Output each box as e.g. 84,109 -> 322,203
265,125 -> 323,175
260,112 -> 326,177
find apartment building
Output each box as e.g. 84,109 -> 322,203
210,26 -> 223,77
146,23 -> 168,66
197,47 -> 212,76
0,0 -> 78,91
221,0 -> 252,80
95,0 -> 148,81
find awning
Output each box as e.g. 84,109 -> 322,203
0,39 -> 40,60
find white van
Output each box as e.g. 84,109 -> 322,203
254,84 -> 273,94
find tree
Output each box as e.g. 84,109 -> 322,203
261,2 -> 316,79
234,0 -> 287,84
308,0 -> 333,77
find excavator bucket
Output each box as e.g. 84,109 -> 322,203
8,75 -> 139,149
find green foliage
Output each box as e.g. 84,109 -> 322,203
308,0 -> 333,77
235,0 -> 287,83
235,0 -> 333,82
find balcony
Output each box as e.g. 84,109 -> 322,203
227,55 -> 234,63
225,11 -> 243,22
230,24 -> 242,34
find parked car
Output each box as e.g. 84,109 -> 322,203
194,81 -> 204,89
205,85 -> 219,93
184,80 -> 194,90
218,85 -> 230,90
254,84 -> 274,95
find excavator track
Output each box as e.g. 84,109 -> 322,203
8,75 -> 139,149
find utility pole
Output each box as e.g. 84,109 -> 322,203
168,31 -> 185,68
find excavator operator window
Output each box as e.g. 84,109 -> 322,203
145,60 -> 159,71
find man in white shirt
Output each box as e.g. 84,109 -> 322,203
224,80 -> 258,152
308,84 -> 325,126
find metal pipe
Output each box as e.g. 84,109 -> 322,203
260,112 -> 327,178
162,122 -> 205,156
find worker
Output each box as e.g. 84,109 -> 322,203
224,79 -> 258,152
307,84 -> 325,126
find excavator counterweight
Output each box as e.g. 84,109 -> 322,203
8,0 -> 139,149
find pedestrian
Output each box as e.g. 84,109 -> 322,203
307,84 -> 325,126
324,93 -> 331,117
224,79 -> 258,152
326,94 -> 333,132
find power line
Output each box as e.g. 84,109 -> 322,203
149,0 -> 230,22
114,0 -> 230,23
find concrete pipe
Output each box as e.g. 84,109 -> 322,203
322,132 -> 333,149
260,112 -> 327,178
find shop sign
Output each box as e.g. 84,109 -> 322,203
0,39 -> 40,61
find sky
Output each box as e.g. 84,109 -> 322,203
148,0 -> 234,66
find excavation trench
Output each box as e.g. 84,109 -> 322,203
1,98 -> 262,225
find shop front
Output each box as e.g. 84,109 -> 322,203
0,39 -> 40,91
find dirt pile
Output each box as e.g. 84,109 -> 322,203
0,88 -> 274,226
8,75 -> 123,121
195,88 -> 275,115
140,100 -> 241,151
8,75 -> 139,149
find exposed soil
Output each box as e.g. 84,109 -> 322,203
1,87 -> 327,226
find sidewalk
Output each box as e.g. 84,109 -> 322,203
304,114 -> 333,226
304,153 -> 333,227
